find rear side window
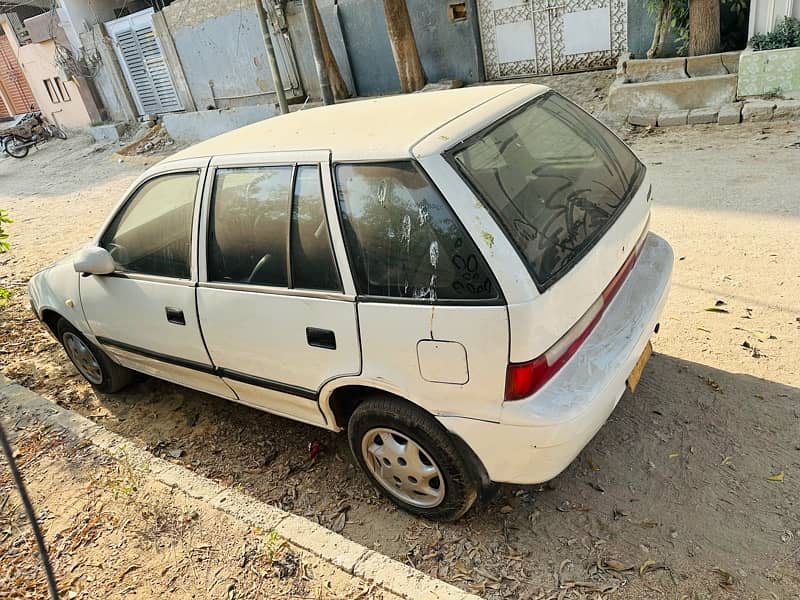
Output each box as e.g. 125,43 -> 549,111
451,92 -> 644,289
101,172 -> 198,279
335,161 -> 497,302
208,167 -> 292,286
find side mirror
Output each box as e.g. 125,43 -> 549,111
73,246 -> 115,275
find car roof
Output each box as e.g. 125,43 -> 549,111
164,84 -> 547,163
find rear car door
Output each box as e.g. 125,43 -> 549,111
80,159 -> 235,400
196,152 -> 361,426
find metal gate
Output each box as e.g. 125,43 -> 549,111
476,0 -> 628,79
105,9 -> 183,115
0,34 -> 38,116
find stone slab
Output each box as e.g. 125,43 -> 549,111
87,123 -> 127,143
772,99 -> 800,120
657,109 -> 689,127
717,102 -> 743,125
608,74 -> 738,114
742,100 -> 776,122
720,51 -> 741,74
738,47 -> 800,97
688,106 -> 719,125
161,105 -> 277,144
686,54 -> 727,78
627,109 -> 659,127
624,57 -> 687,83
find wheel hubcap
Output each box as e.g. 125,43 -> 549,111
63,332 -> 103,385
361,427 -> 445,508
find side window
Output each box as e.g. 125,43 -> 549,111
208,167 -> 292,286
101,172 -> 199,279
290,166 -> 340,291
335,162 -> 497,301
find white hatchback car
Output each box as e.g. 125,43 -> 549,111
29,84 -> 672,520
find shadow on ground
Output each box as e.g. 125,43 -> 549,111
8,343 -> 799,598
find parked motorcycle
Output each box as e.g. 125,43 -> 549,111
1,111 -> 67,159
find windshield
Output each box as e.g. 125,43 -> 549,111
451,92 -> 644,289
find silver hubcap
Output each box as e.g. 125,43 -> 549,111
63,332 -> 103,385
361,428 -> 445,508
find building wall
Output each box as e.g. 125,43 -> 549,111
160,0 -> 300,110
1,20 -> 96,128
748,0 -> 800,37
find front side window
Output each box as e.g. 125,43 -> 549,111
336,161 -> 497,302
208,167 -> 292,286
101,172 -> 199,278
451,92 -> 644,289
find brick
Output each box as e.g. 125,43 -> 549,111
718,102 -> 743,125
657,109 -> 688,127
772,99 -> 800,120
742,100 -> 776,122
627,109 -> 659,127
688,107 -> 719,125
624,57 -> 687,83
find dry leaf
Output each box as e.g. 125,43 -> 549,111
587,455 -> 601,471
668,453 -> 679,459
604,559 -> 633,572
768,471 -> 785,482
639,559 -> 656,575
331,512 -> 346,533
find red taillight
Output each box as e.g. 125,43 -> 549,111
504,226 -> 649,402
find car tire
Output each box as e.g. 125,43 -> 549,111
57,319 -> 134,393
348,396 -> 479,521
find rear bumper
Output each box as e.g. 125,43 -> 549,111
439,233 -> 673,484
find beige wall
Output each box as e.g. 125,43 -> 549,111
1,19 -> 97,129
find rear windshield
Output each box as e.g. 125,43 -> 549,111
450,92 -> 644,289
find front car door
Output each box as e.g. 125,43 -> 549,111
196,151 -> 361,426
80,158 -> 235,400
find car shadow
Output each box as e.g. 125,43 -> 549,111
62,350 -> 800,596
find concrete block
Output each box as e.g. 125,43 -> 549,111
274,514 -> 368,574
154,463 -> 226,501
627,109 -> 659,127
608,74 -> 737,114
657,109 -> 689,127
742,100 -> 776,122
161,105 -> 277,144
738,47 -> 800,98
686,54 -> 727,78
624,57 -> 687,83
88,123 -> 127,143
720,51 -> 741,74
209,487 -> 287,531
717,102 -> 743,125
772,99 -> 800,120
688,106 -> 719,124
354,551 -> 474,599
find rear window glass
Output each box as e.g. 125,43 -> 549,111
336,162 -> 497,302
451,92 -> 644,289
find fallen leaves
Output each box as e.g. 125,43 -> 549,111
768,471 -> 785,482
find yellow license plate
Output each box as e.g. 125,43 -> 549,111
627,341 -> 653,393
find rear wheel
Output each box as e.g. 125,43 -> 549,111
57,319 -> 134,393
348,397 -> 479,521
44,124 -> 67,140
4,135 -> 29,158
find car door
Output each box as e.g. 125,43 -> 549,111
80,159 -> 235,400
196,151 -> 361,427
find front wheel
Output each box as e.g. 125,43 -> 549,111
348,397 -> 480,521
57,319 -> 134,393
4,135 -> 29,158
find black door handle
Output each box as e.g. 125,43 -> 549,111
165,307 -> 185,326
306,327 -> 336,350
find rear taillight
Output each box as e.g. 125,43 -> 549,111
505,226 -> 649,401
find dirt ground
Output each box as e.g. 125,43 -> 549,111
0,420 -> 400,599
1,88 -> 800,599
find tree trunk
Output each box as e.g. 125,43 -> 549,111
383,0 -> 426,93
647,0 -> 672,59
311,0 -> 349,99
688,0 -> 720,56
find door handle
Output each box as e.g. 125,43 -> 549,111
165,307 -> 185,326
306,327 -> 336,350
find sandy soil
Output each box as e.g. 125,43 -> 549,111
0,421 -> 399,599
1,105 -> 799,598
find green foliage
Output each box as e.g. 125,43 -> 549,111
0,209 -> 11,254
646,0 -> 750,56
750,17 -> 800,50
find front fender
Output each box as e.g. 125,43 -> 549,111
28,258 -> 89,336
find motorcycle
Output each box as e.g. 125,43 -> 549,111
2,111 -> 67,159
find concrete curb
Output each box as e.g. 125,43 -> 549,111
0,375 -> 478,600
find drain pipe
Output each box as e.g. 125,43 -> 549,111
302,0 -> 334,105
255,0 -> 289,115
